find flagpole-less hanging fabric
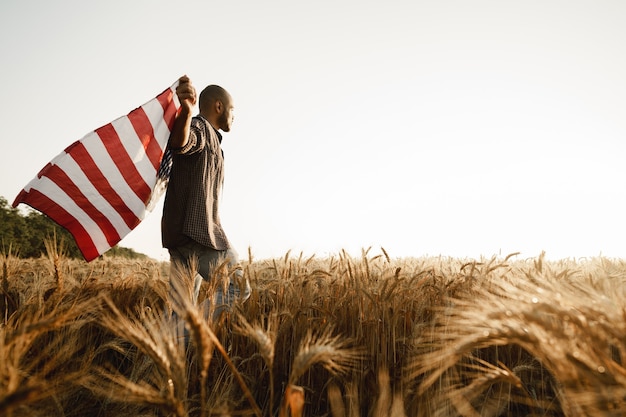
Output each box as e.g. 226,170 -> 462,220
13,81 -> 181,261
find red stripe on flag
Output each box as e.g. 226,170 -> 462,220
66,141 -> 141,229
95,123 -> 152,203
128,107 -> 162,171
157,88 -> 178,130
40,163 -> 122,247
13,189 -> 28,208
18,188 -> 100,261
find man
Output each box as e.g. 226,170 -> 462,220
162,75 -> 250,314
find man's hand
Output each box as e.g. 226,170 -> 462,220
169,75 -> 196,149
176,75 -> 196,114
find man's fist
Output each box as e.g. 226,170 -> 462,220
176,75 -> 196,112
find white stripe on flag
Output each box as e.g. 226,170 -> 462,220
143,96 -> 172,154
111,116 -> 158,187
59,155 -> 132,238
31,176 -> 110,255
80,131 -> 147,220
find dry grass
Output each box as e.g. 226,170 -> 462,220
1,246 -> 626,416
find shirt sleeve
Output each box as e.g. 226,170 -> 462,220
174,117 -> 206,155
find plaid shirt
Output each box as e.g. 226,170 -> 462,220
161,115 -> 230,250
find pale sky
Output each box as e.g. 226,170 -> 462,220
1,0 -> 625,261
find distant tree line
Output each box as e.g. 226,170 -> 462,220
0,196 -> 147,260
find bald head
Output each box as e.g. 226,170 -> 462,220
199,85 -> 230,113
198,84 -> 235,132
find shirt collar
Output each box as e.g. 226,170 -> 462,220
215,128 -> 223,144
198,114 -> 223,144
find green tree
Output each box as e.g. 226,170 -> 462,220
0,196 -> 29,253
106,245 -> 148,259
21,208 -> 81,258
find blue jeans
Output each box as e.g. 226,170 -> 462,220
168,240 -> 251,318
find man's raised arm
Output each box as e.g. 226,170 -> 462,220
168,75 -> 196,149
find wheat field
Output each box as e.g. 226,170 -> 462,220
1,246 -> 626,416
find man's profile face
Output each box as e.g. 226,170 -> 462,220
218,97 -> 235,132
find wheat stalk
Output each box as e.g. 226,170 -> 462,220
0,287 -> 99,416
91,296 -> 187,416
405,258 -> 626,415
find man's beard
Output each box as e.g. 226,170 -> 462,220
218,112 -> 230,132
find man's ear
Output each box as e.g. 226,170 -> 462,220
215,100 -> 223,114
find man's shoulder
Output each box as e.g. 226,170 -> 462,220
191,114 -> 208,127
188,115 -> 209,138
192,116 -> 220,141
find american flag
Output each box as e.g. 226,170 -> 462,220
12,81 -> 180,261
